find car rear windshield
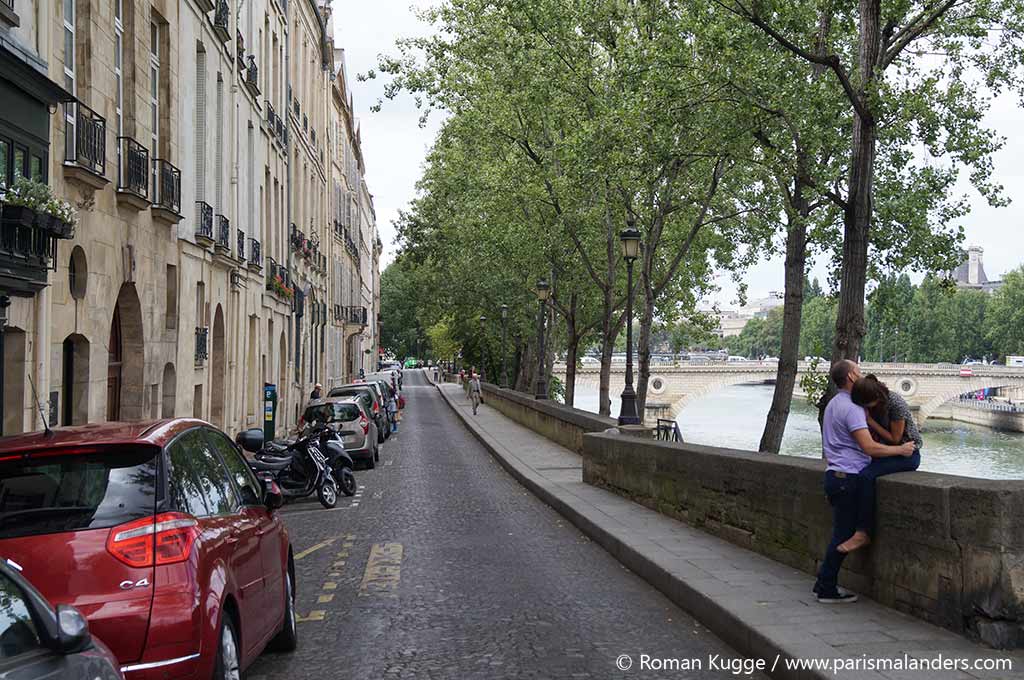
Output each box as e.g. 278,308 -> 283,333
0,446 -> 159,539
327,386 -> 372,399
304,403 -> 362,423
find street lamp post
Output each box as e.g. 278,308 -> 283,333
618,224 -> 642,426
478,315 -> 487,380
534,280 -> 550,400
500,304 -> 509,389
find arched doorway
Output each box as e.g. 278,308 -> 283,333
278,331 -> 287,429
210,305 -> 226,428
3,327 -> 27,435
161,363 -> 176,417
106,284 -> 144,421
61,334 -> 90,426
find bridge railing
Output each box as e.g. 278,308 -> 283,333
655,419 -> 682,443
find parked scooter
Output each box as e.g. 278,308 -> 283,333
305,422 -> 358,497
236,428 -> 339,508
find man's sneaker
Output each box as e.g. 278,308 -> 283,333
816,591 -> 858,604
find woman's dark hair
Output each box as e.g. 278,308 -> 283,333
851,374 -> 890,413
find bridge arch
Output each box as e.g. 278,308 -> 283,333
918,381 -> 1021,423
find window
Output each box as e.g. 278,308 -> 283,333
0,139 -> 9,187
0,573 -> 41,658
166,429 -> 235,516
150,20 -> 160,189
205,430 -> 261,506
165,264 -> 177,329
0,448 -> 160,539
194,45 -> 206,203
62,0 -> 75,151
114,0 -> 123,138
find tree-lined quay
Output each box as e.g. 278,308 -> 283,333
378,0 -> 1024,453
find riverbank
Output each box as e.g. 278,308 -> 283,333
929,401 -> 1024,433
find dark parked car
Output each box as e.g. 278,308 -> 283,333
0,558 -> 123,679
327,384 -> 389,443
0,419 -> 297,680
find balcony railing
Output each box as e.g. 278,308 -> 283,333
266,256 -> 293,300
333,303 -> 342,321
64,102 -> 106,177
248,238 -> 261,268
152,159 -> 181,214
343,305 -> 367,326
236,228 -> 245,260
195,326 -> 209,363
212,0 -> 230,41
215,214 -> 230,251
195,201 -> 214,241
246,55 -> 259,94
117,136 -> 149,199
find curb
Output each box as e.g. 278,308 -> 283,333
434,382 -> 833,680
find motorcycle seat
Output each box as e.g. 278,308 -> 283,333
264,441 -> 291,453
249,457 -> 293,472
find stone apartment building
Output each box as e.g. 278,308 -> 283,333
0,0 -> 379,436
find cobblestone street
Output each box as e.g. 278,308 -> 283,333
246,370 -> 763,679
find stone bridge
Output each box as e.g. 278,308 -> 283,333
553,361 -> 1024,424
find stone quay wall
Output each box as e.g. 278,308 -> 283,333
582,432 -> 1024,649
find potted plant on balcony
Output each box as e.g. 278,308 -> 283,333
0,175 -> 48,227
44,196 -> 77,238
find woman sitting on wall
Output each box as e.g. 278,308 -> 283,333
839,374 -> 924,553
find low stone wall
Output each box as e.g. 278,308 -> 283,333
582,432 -> 1024,649
473,383 -> 617,455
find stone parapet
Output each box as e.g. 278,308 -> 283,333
582,432 -> 1024,649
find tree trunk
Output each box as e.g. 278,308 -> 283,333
635,272 -> 655,421
563,294 -> 579,407
831,0 -> 879,365
759,195 -> 808,453
598,285 -> 615,415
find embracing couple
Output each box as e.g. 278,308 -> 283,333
814,359 -> 923,604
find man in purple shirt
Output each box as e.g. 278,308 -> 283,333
814,360 -> 916,603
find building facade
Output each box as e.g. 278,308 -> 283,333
952,246 -> 1004,293
0,0 -> 379,437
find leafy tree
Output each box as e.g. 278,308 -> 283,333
380,258 -> 424,359
986,268 -> 1024,358
799,296 -> 837,359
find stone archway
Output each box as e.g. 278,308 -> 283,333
61,333 -> 90,426
3,327 -> 27,435
161,362 -> 176,418
210,305 -> 226,428
107,284 -> 145,421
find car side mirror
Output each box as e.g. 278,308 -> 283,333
55,605 -> 91,654
263,478 -> 284,511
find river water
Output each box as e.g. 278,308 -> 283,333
571,384 -> 1024,480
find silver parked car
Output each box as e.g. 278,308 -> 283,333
304,396 -> 380,469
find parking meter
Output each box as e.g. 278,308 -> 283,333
263,383 -> 278,442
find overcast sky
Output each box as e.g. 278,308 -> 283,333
335,2 -> 1024,309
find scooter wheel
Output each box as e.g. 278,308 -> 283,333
335,466 -> 357,497
318,478 -> 339,508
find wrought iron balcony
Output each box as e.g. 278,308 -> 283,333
265,257 -> 293,300
151,159 -> 181,215
117,136 -> 149,201
64,102 -> 106,180
215,214 -> 230,251
246,55 -> 259,94
311,129 -> 316,146
333,304 -> 342,321
293,100 -> 299,118
0,205 -> 62,296
195,201 -> 214,242
302,113 -> 307,131
343,306 -> 367,327
212,0 -> 230,42
236,228 -> 245,260
248,237 -> 261,269
195,326 -> 209,364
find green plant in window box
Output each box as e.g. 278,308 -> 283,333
0,177 -> 77,238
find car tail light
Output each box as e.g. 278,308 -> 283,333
358,415 -> 369,435
107,512 -> 199,568
372,401 -> 379,414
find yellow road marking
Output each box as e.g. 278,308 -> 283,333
337,551 -> 349,558
296,610 -> 325,622
359,542 -> 403,597
294,538 -> 336,561
345,534 -> 355,540
323,581 -> 337,590
332,561 -> 346,569
317,594 -> 334,604
342,542 -> 354,548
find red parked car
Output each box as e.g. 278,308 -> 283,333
0,418 -> 297,679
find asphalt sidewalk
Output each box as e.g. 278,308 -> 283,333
427,372 -> 1024,680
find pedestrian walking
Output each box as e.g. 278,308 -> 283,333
387,392 -> 399,434
309,383 -> 322,400
468,372 -> 482,415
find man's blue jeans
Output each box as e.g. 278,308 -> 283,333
815,470 -> 861,596
856,450 -> 920,534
